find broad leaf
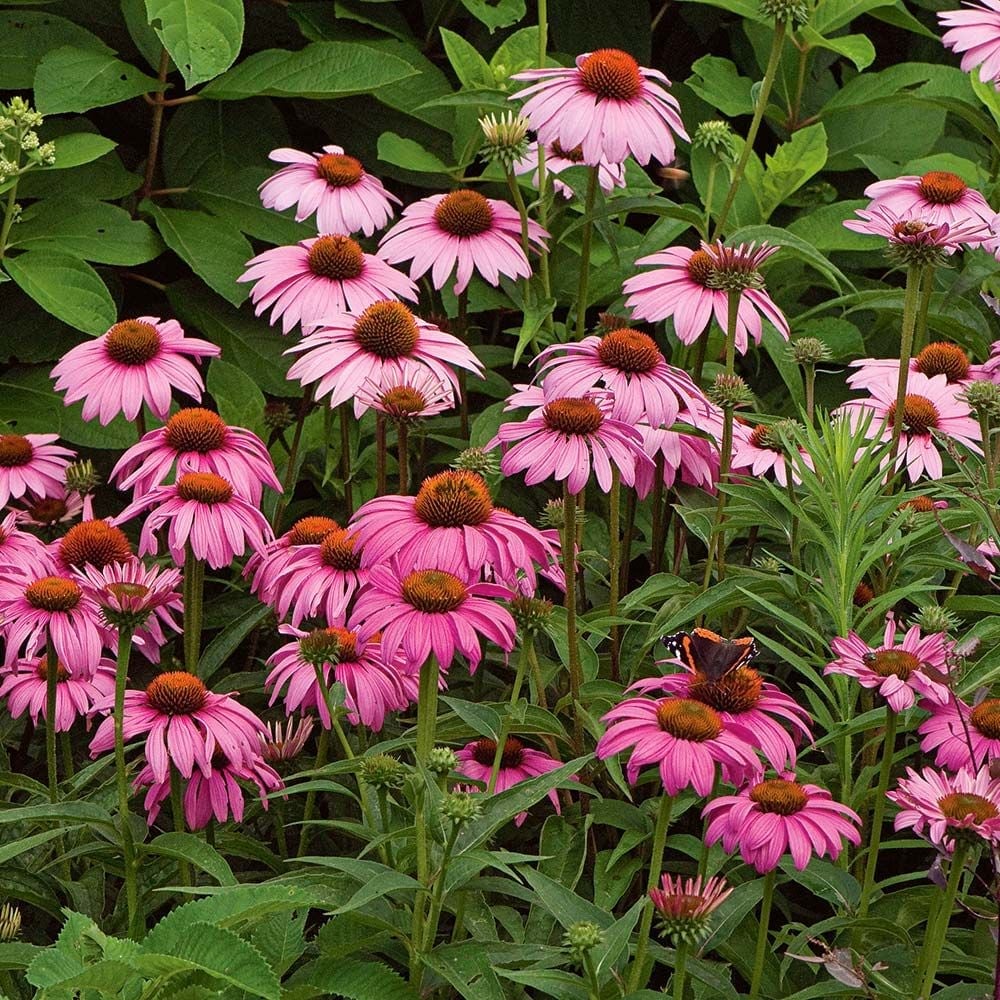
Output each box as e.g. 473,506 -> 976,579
146,0 -> 245,88
33,46 -> 159,114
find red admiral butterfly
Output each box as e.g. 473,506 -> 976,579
661,628 -> 758,681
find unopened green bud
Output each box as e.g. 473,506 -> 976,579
693,120 -> 736,161
360,754 -> 406,790
479,111 -> 530,171
912,605 -> 961,634
707,373 -> 753,410
427,746 -> 458,777
539,497 -> 584,530
962,380 -> 1000,421
758,0 -> 810,23
788,337 -> 831,366
64,459 -> 100,496
564,921 -> 603,958
440,791 -> 482,825
452,447 -> 500,477
509,595 -> 553,637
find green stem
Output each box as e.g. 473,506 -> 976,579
918,842 -> 968,997
375,413 -> 387,496
115,625 -> 139,937
627,794 -> 674,992
980,410 -> 996,493
422,822 -> 460,954
575,166 -> 600,339
398,421 -> 409,494
45,637 -> 58,802
487,643 -> 530,793
673,940 -> 688,1000
804,363 -> 816,425
913,265 -> 935,355
749,869 -> 777,1000
272,798 -> 288,860
609,469 -> 622,682
140,48 -> 171,201
340,405 -> 354,516
273,387 -> 312,534
298,728 -> 329,857
582,950 -> 602,999
650,454 -> 666,574
457,291 -> 470,438
562,486 -> 584,756
889,264 -> 923,469
858,708 -> 897,922
182,544 -> 205,673
169,767 -> 192,886
702,161 -> 717,240
0,181 -> 19,260
713,19 -> 788,240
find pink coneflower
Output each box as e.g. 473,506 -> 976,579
511,49 -> 687,166
825,614 -> 954,711
284,301 -> 483,416
514,141 -> 626,198
595,690 -> 761,795
0,573 -> 104,675
731,420 -> 813,487
351,564 -> 516,672
534,328 -> 701,426
110,408 -> 281,504
259,715 -> 315,765
837,371 -> 982,481
847,341 -> 988,392
259,145 -> 401,237
488,393 -> 652,494
53,520 -> 133,574
264,526 -> 366,626
888,765 -> 1000,849
349,470 -> 559,591
134,750 -> 282,829
844,204 -> 993,253
862,172 -> 999,231
918,696 -> 1000,771
703,775 -> 861,872
51,317 -> 220,425
0,434 -> 75,508
638,662 -> 812,772
378,190 -> 547,295
265,625 -> 408,731
455,737 -> 566,825
0,654 -> 115,731
634,420 -> 722,495
15,490 -> 85,529
239,234 -> 417,335
939,1 -> 1000,84
649,874 -> 734,942
114,472 -> 273,570
623,243 -> 789,354
90,671 -> 267,783
246,516 -> 341,609
0,511 -> 52,576
355,362 -> 456,419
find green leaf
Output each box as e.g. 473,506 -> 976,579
440,697 -> 503,741
251,910 -> 307,978
440,28 -> 493,89
726,223 -> 850,291
191,165 -> 306,245
144,201 -> 252,305
201,42 -> 416,100
145,833 -> 238,886
46,132 -> 118,169
377,132 -> 452,175
810,0 -> 894,33
198,603 -> 273,684
146,0 -> 244,88
459,0 -> 525,32
0,827 -> 78,865
10,196 -> 163,265
137,921 -> 280,999
687,56 -> 754,116
207,358 -> 266,434
293,957 -> 418,1000
3,249 -> 115,334
33,46 -> 159,114
0,801 -> 116,833
0,11 -> 108,88
759,123 -> 828,220
799,27 -> 875,71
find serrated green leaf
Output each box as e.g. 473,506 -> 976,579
687,55 -> 754,116
145,833 -> 238,886
377,132 -> 452,175
294,957 -> 417,1000
45,132 -> 118,169
759,123 -> 828,221
439,28 -> 492,89
459,0 -> 525,32
146,0 -> 244,88
0,11 -> 108,88
33,46 -> 159,114
799,27 -> 875,71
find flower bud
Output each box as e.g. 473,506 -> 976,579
563,921 -> 603,958
440,791 -> 482,825
479,112 -> 530,172
787,336 -> 831,366
428,746 -> 458,777
707,373 -> 754,410
360,753 -> 406,790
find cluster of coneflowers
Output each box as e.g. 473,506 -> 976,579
4,1 -> 1000,993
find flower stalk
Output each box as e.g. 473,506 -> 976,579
858,707 -> 897,921
749,868 -> 777,1000
114,627 -> 140,937
182,542 -> 205,674
628,794 -> 674,992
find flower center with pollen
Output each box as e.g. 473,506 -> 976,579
971,699 -> 1000,739
25,576 -> 81,612
434,190 -> 494,237
287,516 -> 340,546
749,779 -> 808,816
104,320 -> 161,366
59,521 -> 133,569
316,153 -> 364,187
380,386 -> 428,418
164,408 -> 227,453
471,737 -> 525,768
749,425 -> 783,453
307,235 -> 365,280
865,648 -> 920,679
28,498 -> 68,524
551,141 -> 585,162
918,171 -> 967,205
688,667 -> 763,714
146,672 -> 208,715
177,472 -> 233,505
886,394 -> 939,436
299,626 -> 358,665
414,470 -> 493,527
899,496 -> 937,513
915,342 -> 970,383
597,329 -> 662,374
320,528 -> 362,570
0,435 -> 33,468
579,48 -> 642,102
35,659 -> 70,683
655,698 -> 723,741
938,792 -> 999,824
686,250 -> 715,288
543,398 -> 604,435
353,301 -> 419,358
401,569 -> 467,612
106,582 -> 150,603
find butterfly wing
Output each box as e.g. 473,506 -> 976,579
662,628 -> 757,680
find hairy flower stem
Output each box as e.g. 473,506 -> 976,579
375,414 -> 387,496
650,455 -> 666,573
712,20 -> 788,239
609,469 -> 623,680
980,410 -> 997,492
398,422 -> 409,494
410,655 -> 441,988
673,940 -> 689,1000
858,708 -> 896,925
562,486 -> 585,756
628,794 -> 674,992
889,264 -> 924,470
298,728 -> 329,857
575,166 -> 600,339
803,362 -> 816,425
182,543 -> 204,673
488,644 -> 529,793
583,951 -> 602,999
422,822 -> 460,955
457,291 -> 470,439
340,405 -> 355,516
114,628 -> 140,937
749,869 -> 777,1000
918,842 -> 968,997
45,636 -> 58,802
169,766 -> 192,886
913,265 -> 935,355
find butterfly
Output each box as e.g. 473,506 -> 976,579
661,627 -> 758,681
